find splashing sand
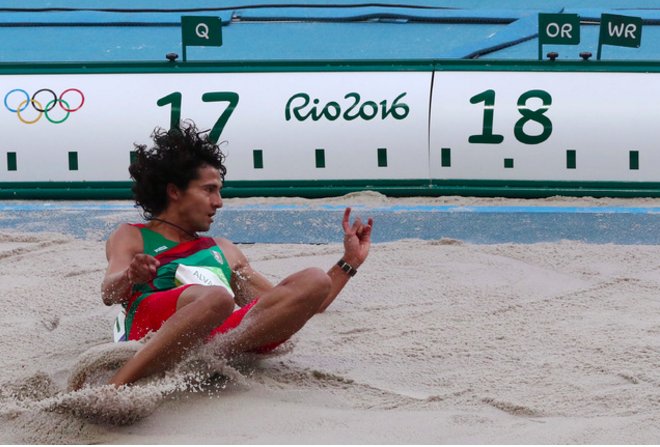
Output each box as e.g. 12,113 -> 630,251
1,332 -> 262,442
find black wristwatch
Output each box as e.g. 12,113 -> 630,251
337,258 -> 358,277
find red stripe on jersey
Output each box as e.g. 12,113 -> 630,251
155,237 -> 217,266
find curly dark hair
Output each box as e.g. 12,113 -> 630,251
129,120 -> 227,218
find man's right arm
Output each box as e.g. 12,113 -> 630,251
101,224 -> 158,306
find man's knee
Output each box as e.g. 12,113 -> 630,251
291,267 -> 331,304
307,267 -> 332,293
190,286 -> 235,319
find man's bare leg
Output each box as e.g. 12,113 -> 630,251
216,267 -> 331,355
104,267 -> 329,387
107,285 -> 235,387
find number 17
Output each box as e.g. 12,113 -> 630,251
157,91 -> 240,143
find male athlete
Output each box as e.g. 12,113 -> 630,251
101,121 -> 373,387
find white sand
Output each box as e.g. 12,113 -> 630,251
2,196 -> 660,443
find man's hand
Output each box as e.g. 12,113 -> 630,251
127,254 -> 160,284
341,207 -> 373,268
103,253 -> 159,305
316,207 -> 374,313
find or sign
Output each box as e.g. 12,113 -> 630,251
599,13 -> 642,48
538,14 -> 581,45
538,13 -> 580,60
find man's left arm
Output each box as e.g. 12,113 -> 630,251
216,207 -> 372,312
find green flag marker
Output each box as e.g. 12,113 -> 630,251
538,13 -> 580,60
181,16 -> 223,62
597,14 -> 642,60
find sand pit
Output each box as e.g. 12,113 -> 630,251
1,196 -> 660,443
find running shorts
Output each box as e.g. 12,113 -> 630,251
128,284 -> 286,353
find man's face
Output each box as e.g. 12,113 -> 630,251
175,164 -> 223,232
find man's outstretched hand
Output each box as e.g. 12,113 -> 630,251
342,207 -> 373,268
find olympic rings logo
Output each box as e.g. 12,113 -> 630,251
3,88 -> 85,124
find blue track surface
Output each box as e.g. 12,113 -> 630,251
2,202 -> 659,244
1,1 -> 659,62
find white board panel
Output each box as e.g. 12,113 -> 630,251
430,71 -> 660,181
0,72 -> 431,182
